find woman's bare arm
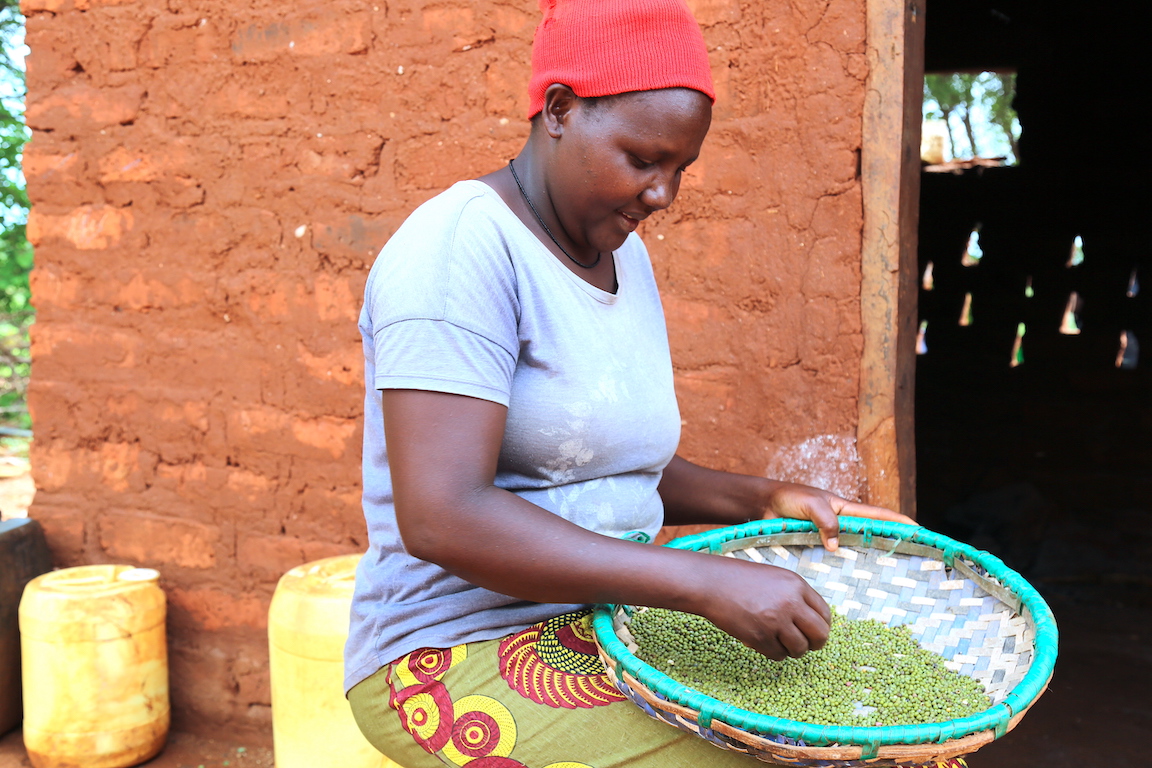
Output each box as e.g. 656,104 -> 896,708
384,388 -> 831,660
658,454 -> 917,550
658,455 -> 765,527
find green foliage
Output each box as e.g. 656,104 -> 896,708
1,0 -> 31,432
923,72 -> 1021,164
923,73 -> 973,117
979,72 -> 1021,162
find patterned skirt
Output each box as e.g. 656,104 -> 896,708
348,610 -> 969,768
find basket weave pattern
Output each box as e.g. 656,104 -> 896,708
726,537 -> 1034,704
592,518 -> 1057,767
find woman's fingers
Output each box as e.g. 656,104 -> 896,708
712,559 -> 833,662
777,623 -> 814,659
765,482 -> 920,549
792,607 -> 830,652
771,485 -> 843,550
811,506 -> 841,551
833,499 -> 918,526
816,497 -> 917,550
803,584 -> 832,626
751,638 -> 789,661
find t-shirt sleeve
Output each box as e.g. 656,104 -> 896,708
363,186 -> 520,406
373,319 -> 516,405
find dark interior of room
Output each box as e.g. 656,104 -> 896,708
916,3 -> 1148,765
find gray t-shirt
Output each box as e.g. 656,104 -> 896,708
344,180 -> 681,693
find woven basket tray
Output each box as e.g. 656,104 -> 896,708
592,518 -> 1057,767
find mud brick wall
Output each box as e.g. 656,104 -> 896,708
23,0 -> 871,738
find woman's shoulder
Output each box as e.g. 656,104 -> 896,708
409,179 -> 493,215
370,181 -> 523,279
364,181 -> 521,322
393,180 -> 515,245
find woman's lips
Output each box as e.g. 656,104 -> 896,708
618,211 -> 641,232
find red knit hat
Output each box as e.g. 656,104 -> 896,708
528,0 -> 715,118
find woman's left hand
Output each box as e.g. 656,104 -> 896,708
761,481 -> 918,552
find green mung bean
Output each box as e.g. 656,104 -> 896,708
628,608 -> 991,726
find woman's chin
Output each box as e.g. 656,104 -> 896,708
594,230 -> 632,254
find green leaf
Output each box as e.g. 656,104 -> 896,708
1,0 -> 32,432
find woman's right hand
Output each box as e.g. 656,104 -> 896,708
692,555 -> 831,661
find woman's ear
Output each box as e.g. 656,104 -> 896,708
541,84 -> 579,139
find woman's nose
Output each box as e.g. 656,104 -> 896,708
641,173 -> 677,210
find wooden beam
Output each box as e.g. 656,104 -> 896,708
858,0 -> 925,517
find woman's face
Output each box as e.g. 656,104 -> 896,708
543,87 -> 712,255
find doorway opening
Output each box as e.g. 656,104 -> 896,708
912,3 -> 1149,765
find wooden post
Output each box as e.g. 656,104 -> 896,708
858,0 -> 925,517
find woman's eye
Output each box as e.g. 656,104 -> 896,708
630,155 -> 654,169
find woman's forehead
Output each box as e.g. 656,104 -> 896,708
582,88 -> 711,150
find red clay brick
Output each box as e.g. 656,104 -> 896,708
98,512 -> 220,569
168,586 -> 269,631
236,534 -> 308,579
25,83 -> 144,131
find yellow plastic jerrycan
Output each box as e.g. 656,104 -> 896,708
19,565 -> 169,768
269,554 -> 401,768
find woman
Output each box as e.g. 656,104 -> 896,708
346,1 -> 920,766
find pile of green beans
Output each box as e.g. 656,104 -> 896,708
629,608 -> 991,726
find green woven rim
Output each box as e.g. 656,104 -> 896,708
592,517 -> 1059,748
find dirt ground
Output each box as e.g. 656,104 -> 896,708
0,731 -> 272,768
